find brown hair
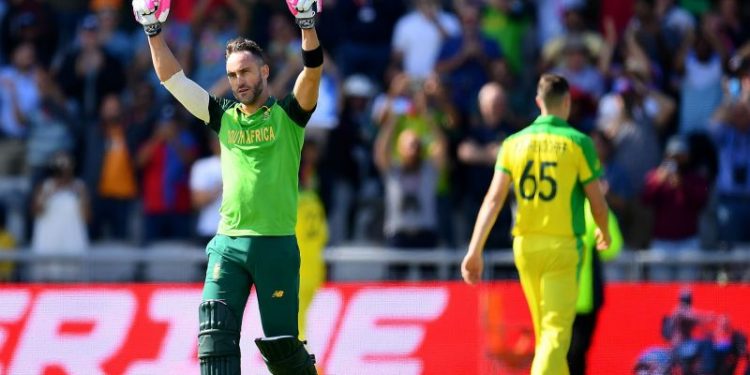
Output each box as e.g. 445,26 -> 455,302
537,73 -> 570,107
225,37 -> 265,62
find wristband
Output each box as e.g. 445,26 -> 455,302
302,46 -> 323,68
144,23 -> 162,37
296,16 -> 316,29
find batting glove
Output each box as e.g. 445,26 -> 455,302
286,0 -> 321,29
132,0 -> 171,37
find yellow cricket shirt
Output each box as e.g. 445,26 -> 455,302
495,115 -> 602,237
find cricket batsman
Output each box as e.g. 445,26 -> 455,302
461,74 -> 611,375
132,0 -> 323,373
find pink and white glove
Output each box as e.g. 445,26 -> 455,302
286,0 -> 321,29
132,0 -> 171,36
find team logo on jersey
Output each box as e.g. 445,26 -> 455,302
212,262 -> 222,281
272,290 -> 285,298
227,126 -> 276,145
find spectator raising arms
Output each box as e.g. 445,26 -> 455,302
375,97 -> 447,279
374,91 -> 447,249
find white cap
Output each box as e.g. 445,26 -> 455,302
343,74 -> 376,98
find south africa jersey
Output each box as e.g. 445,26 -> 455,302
207,94 -> 312,236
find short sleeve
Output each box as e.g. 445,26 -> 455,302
578,135 -> 603,185
494,140 -> 512,176
207,95 -> 238,133
278,93 -> 315,127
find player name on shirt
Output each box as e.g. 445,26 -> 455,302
515,139 -> 569,154
227,126 -> 276,145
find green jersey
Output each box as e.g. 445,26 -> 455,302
207,94 -> 312,236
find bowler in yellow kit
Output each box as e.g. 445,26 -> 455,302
462,74 -> 611,375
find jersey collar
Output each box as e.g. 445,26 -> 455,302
237,96 -> 277,117
262,96 -> 276,108
532,115 -> 570,127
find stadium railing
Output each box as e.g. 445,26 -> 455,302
0,244 -> 748,282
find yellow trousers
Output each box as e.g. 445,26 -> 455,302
513,235 -> 580,375
298,255 -> 324,341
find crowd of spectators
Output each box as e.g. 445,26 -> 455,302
0,0 -> 749,282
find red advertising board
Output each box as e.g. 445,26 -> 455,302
591,284 -> 750,374
0,282 -> 747,374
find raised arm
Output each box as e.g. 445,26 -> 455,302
147,33 -> 182,83
133,1 -> 211,123
287,0 -> 323,111
425,112 -> 448,171
292,27 -> 322,111
373,115 -> 398,174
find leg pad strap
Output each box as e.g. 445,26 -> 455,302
255,335 -> 318,375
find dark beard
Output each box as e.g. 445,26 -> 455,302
241,82 -> 264,105
236,71 -> 265,105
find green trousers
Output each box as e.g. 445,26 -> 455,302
202,234 -> 300,338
